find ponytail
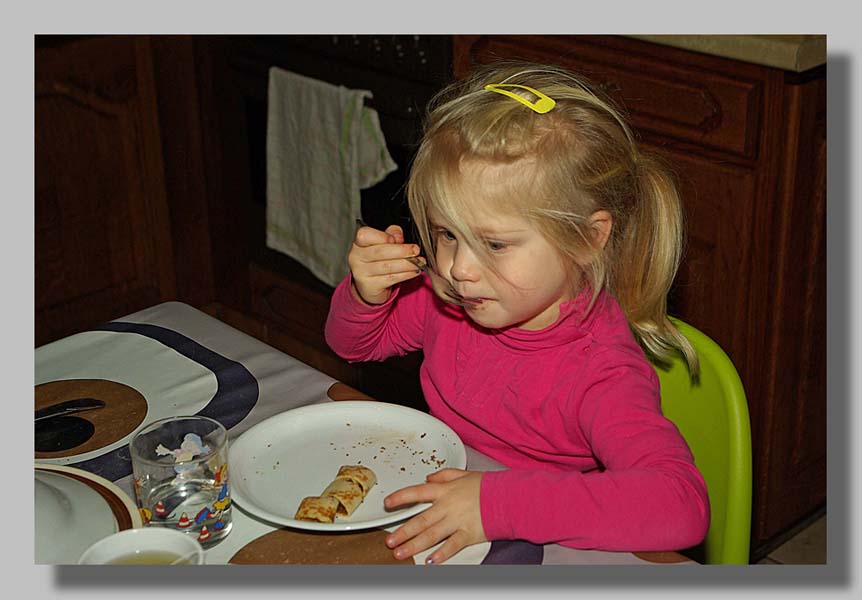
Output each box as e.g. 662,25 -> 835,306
611,153 -> 699,377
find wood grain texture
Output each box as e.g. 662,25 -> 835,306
35,36 -> 175,345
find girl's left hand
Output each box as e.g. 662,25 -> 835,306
383,468 -> 486,564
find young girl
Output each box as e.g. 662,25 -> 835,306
324,61 -> 709,564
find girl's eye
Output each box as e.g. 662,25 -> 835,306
486,240 -> 508,252
435,228 -> 456,242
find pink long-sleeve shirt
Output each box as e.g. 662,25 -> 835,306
325,274 -> 709,551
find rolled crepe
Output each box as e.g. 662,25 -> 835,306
294,495 -> 340,523
335,465 -> 377,495
321,477 -> 364,516
294,465 -> 377,523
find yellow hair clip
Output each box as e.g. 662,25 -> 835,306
484,83 -> 556,114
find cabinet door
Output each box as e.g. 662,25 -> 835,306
36,36 -> 175,345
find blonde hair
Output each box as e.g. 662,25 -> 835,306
407,61 -> 698,376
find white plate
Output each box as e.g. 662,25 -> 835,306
230,401 -> 466,531
34,463 -> 143,564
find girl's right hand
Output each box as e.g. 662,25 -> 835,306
349,222 -> 424,305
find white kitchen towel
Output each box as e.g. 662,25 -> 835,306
265,67 -> 398,287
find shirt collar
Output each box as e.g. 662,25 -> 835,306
486,287 -> 606,352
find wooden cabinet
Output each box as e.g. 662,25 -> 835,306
35,35 -> 219,345
451,35 -> 825,558
35,36 -> 177,345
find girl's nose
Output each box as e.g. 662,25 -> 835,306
449,243 -> 480,283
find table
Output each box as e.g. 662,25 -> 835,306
34,301 -> 693,565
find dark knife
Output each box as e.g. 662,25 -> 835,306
34,398 -> 106,421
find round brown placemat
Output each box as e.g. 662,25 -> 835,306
229,528 -> 414,565
633,551 -> 692,563
35,379 -> 148,459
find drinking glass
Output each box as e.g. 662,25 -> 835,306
130,415 -> 232,547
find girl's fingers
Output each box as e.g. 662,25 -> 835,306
349,245 -> 423,284
355,223 -> 405,247
424,529 -> 471,565
364,269 -> 423,289
363,257 -> 422,278
351,241 -> 421,272
386,506 -> 439,548
385,472 -> 481,515
354,224 -> 395,247
425,468 -> 468,483
363,243 -> 422,263
383,472 -> 484,564
384,481 -> 438,510
384,224 -> 405,244
386,510 -> 451,560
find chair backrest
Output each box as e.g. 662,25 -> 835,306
651,318 -> 752,564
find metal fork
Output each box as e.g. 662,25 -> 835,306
355,219 -> 482,307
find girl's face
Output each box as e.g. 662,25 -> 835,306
428,161 -> 578,331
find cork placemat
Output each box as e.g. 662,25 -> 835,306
326,382 -> 376,402
35,379 -> 148,459
633,551 -> 693,563
228,528 -> 414,565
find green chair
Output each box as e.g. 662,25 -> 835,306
652,318 -> 753,564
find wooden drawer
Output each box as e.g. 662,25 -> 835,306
245,266 -> 361,384
455,35 -> 764,159
249,262 -> 332,341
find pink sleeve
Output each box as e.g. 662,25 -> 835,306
324,273 -> 428,362
479,351 -> 710,551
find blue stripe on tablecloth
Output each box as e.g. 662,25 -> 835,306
67,322 -> 259,482
481,539 -> 544,564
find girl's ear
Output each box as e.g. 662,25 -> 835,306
587,210 -> 613,250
